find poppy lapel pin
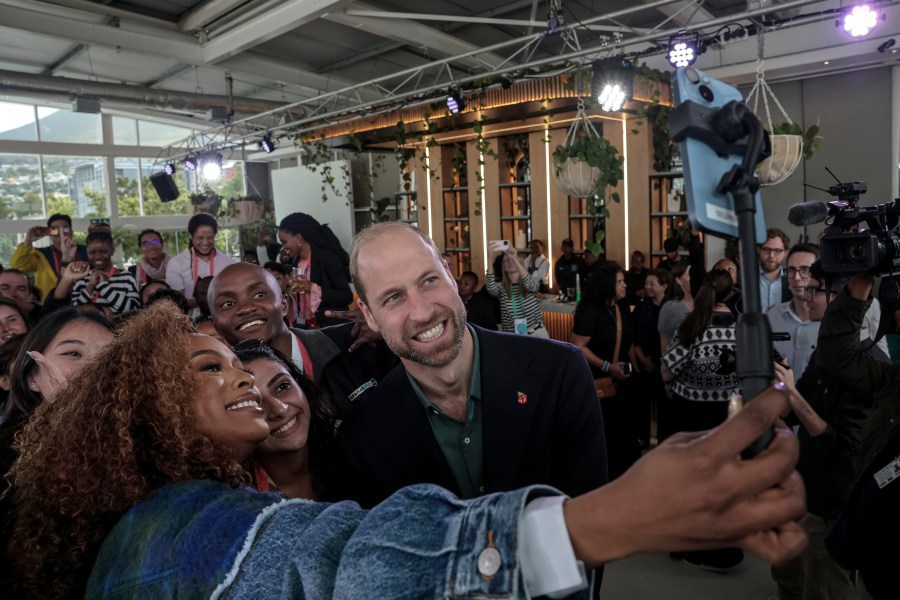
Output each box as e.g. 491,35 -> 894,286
517,391 -> 528,405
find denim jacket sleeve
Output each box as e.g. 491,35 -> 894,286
225,483 -> 589,600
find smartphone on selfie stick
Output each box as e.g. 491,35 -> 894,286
669,66 -> 775,458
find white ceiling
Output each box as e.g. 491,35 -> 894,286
1,0 -> 898,141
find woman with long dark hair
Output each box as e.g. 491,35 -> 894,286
657,259 -> 694,355
483,244 -> 547,336
277,212 -> 353,327
660,269 -> 744,572
572,262 -> 638,479
631,268 -> 674,446
233,340 -> 337,500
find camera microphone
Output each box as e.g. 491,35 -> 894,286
787,201 -> 830,227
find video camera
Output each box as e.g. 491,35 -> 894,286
815,182 -> 900,277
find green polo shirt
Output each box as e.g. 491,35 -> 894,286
407,325 -> 483,499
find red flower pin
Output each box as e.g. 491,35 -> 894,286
517,391 -> 528,405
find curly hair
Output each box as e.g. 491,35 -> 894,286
7,301 -> 249,599
233,340 -> 338,501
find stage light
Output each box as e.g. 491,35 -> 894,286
260,133 -> 277,153
184,155 -> 197,171
592,58 -> 633,113
163,162 -> 177,175
668,34 -> 699,68
446,90 -> 466,114
200,152 -> 223,181
841,4 -> 880,37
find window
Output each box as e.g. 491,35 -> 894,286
0,153 -> 43,218
138,121 -> 192,146
42,155 -> 107,218
0,102 -> 37,141
113,116 -> 138,145
37,107 -> 102,144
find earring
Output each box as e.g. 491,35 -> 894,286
30,383 -> 38,390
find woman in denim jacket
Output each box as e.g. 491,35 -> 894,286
7,303 -> 807,599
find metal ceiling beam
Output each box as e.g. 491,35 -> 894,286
0,67 -> 295,114
201,0 -> 354,62
0,3 -> 201,62
644,0 -> 716,28
32,0 -> 180,31
316,0 -> 538,74
341,9 -> 647,33
323,2 -> 507,70
161,0 -> 846,157
178,0 -> 250,32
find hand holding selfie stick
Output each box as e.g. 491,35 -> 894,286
670,100 -> 775,458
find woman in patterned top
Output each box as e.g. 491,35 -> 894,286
661,269 -> 742,432
483,243 -> 547,337
660,269 -> 746,572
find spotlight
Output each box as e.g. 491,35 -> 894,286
163,162 -> 177,175
446,90 -> 466,114
184,155 -> 197,171
668,34 -> 699,68
840,4 -> 880,38
592,58 -> 633,113
260,133 -> 277,153
200,152 -> 223,181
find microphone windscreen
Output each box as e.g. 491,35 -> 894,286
787,202 -> 829,227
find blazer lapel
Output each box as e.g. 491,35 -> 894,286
478,331 -> 544,492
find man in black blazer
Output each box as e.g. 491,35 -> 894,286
337,223 -> 608,509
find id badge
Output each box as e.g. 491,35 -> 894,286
874,456 -> 900,489
514,317 -> 528,335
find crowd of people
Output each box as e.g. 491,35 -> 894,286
0,214 -> 895,599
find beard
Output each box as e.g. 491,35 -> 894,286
383,298 -> 467,368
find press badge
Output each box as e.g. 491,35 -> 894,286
514,317 -> 528,335
873,456 -> 900,489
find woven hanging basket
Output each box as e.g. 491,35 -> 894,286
230,200 -> 264,224
554,157 -> 602,198
757,134 -> 804,186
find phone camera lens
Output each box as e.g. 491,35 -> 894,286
685,68 -> 700,83
699,85 -> 714,102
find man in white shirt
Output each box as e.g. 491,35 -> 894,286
767,243 -> 820,378
524,239 -> 550,291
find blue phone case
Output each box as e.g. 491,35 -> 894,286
671,67 -> 767,241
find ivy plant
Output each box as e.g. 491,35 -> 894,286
769,121 -> 823,160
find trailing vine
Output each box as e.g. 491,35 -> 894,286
298,135 -> 341,202
471,115 -> 498,217
394,121 -> 416,200
629,64 -> 676,173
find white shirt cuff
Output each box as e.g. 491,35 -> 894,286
519,495 -> 588,598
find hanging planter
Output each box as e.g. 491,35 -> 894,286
746,28 -> 821,186
552,101 -> 623,200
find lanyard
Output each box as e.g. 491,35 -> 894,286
91,266 -> 117,302
191,248 -> 216,286
510,286 -> 526,318
50,248 -> 61,275
138,263 -> 146,284
291,331 -> 315,381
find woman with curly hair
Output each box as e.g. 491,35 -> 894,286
233,339 -> 337,500
7,302 -> 806,600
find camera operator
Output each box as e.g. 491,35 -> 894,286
815,274 -> 900,600
769,262 -> 876,600
10,214 -> 87,303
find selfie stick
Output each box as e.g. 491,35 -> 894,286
672,100 -> 775,458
